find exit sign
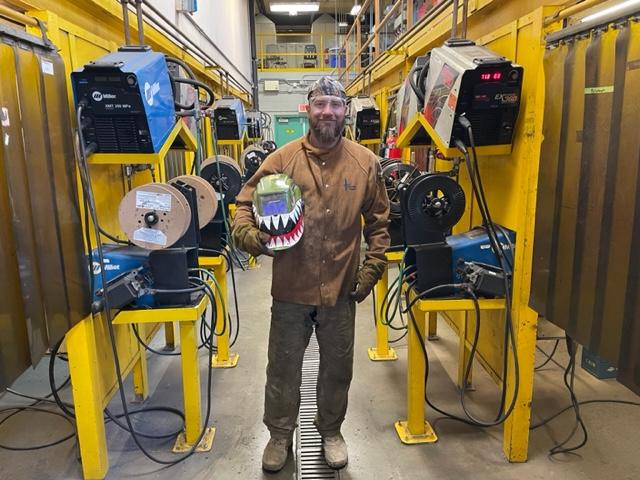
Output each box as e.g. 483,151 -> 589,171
298,103 -> 308,113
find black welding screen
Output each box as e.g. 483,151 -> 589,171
530,21 -> 640,394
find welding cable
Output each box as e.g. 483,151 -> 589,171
461,123 -> 518,422
190,274 -> 227,333
221,218 -> 250,270
197,247 -> 233,272
531,399 -> 640,430
0,406 -> 76,451
454,125 -> 518,422
535,339 -> 563,370
547,336 -> 589,456
172,77 -> 215,108
49,338 -> 76,418
190,268 -> 240,348
76,104 -> 216,465
402,279 -> 520,426
408,58 -> 427,105
46,319 -> 190,440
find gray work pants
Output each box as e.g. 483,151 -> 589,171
264,299 -> 356,440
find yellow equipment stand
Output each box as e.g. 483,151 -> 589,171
66,297 -> 213,479
65,256 -> 233,479
370,250 -> 441,362
199,255 -> 239,368
395,294 -> 506,445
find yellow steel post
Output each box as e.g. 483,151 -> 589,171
457,313 -> 474,390
164,321 -> 176,350
179,320 -> 201,445
502,306 -> 538,460
66,315 -> 109,480
211,255 -> 239,367
204,116 -> 214,158
368,262 -> 397,361
394,297 -> 437,444
427,312 -> 438,340
132,326 -> 149,402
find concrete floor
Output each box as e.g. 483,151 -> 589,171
1,257 -> 639,479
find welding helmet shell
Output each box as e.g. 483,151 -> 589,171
252,174 -> 303,250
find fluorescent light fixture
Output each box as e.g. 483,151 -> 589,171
270,2 -> 319,14
581,0 -> 640,23
338,21 -> 348,27
350,4 -> 361,16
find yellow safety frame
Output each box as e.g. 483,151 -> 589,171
355,4 -> 559,462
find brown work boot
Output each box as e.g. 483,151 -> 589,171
262,437 -> 292,472
322,433 -> 348,469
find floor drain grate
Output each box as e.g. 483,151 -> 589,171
296,332 -> 339,480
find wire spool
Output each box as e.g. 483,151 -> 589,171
405,174 -> 465,232
241,145 -> 267,180
200,155 -> 244,204
261,140 -> 277,154
379,158 -> 400,169
171,175 -> 218,228
119,183 -> 192,250
382,161 -> 422,218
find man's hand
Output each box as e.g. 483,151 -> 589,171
349,258 -> 386,303
231,224 -> 273,258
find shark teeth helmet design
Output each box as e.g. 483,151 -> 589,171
252,173 -> 304,251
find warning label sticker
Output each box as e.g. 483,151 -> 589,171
136,191 -> 172,211
133,227 -> 167,246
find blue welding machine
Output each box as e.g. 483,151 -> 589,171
71,46 -> 175,153
91,244 -> 154,308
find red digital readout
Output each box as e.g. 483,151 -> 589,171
480,72 -> 502,81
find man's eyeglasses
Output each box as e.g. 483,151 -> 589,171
309,98 -> 346,110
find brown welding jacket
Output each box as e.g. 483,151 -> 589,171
233,133 -> 390,306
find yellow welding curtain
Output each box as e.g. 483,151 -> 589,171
0,23 -> 90,389
530,20 -> 640,394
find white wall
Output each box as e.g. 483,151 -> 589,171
153,0 -> 253,90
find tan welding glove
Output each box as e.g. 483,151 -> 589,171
349,258 -> 386,303
231,224 -> 273,258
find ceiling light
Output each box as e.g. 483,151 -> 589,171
338,21 -> 348,27
270,2 -> 320,14
581,0 -> 640,23
350,4 -> 361,16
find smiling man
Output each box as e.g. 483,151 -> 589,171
232,76 -> 390,472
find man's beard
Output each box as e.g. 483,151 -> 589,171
309,117 -> 344,144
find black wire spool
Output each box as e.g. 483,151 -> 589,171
404,174 -> 465,232
379,158 -> 400,169
200,155 -> 243,204
261,140 -> 277,154
241,146 -> 267,181
382,161 -> 421,218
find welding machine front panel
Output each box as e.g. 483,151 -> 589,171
72,50 -> 175,153
423,44 -> 523,148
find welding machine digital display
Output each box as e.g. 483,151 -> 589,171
71,46 -> 175,153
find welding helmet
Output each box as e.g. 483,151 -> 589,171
252,174 -> 303,251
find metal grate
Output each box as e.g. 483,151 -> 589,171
296,332 -> 339,480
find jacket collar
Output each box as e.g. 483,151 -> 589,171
301,132 -> 344,160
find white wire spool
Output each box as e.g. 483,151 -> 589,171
118,183 -> 191,250
171,175 -> 218,228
